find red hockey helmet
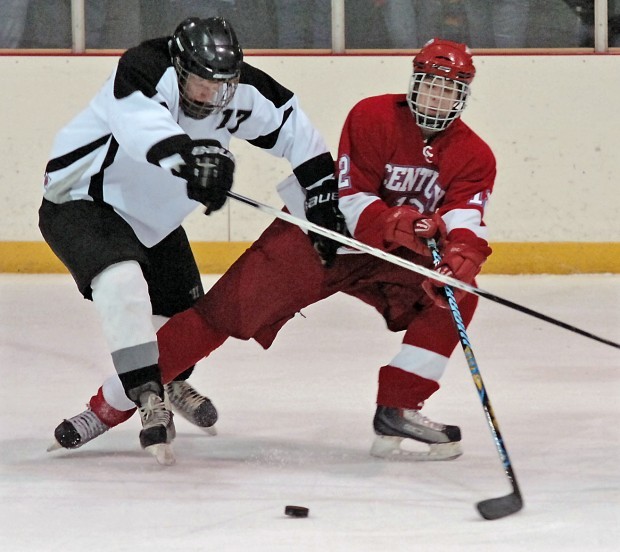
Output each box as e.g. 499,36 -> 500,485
413,38 -> 475,84
407,38 -> 476,132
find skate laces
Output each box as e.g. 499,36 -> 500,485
166,381 -> 205,410
68,409 -> 108,441
139,394 -> 172,428
402,409 -> 445,431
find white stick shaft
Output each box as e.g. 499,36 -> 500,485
227,190 -> 477,294
226,190 -> 620,349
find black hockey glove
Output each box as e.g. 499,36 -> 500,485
177,140 -> 235,215
304,178 -> 346,268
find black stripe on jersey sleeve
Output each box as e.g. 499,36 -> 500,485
146,134 -> 194,166
246,106 -> 293,150
88,137 -> 120,202
293,152 -> 336,189
240,62 -> 294,108
114,38 -> 173,100
45,134 -> 112,173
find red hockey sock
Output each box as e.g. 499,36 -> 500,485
157,308 -> 228,383
376,365 -> 440,409
89,387 -> 136,427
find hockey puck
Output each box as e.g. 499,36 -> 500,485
284,505 -> 309,518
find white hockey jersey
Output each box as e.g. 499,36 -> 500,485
43,37 -> 334,247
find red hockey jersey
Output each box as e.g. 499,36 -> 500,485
337,94 -> 496,250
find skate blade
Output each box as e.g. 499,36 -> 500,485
370,435 -> 462,461
146,443 -> 176,466
46,439 -> 63,452
201,425 -> 217,436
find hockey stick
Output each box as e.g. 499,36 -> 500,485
226,190 -> 619,350
427,238 -> 523,520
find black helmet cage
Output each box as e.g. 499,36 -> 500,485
169,17 -> 243,119
173,60 -> 239,119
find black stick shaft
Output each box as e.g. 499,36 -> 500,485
427,239 -> 523,517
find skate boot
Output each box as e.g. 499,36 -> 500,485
164,380 -> 218,435
47,409 -> 109,452
47,388 -> 136,452
370,405 -> 462,461
136,390 -> 176,466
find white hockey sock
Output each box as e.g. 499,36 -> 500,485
388,344 -> 449,381
91,261 -> 159,389
102,375 -> 136,411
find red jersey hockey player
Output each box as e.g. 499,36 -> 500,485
50,38 -> 495,461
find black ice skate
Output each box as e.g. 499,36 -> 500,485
371,406 -> 462,461
164,380 -> 218,435
137,391 -> 176,466
47,408 -> 109,451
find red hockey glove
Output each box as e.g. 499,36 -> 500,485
383,207 -> 445,256
422,235 -> 492,308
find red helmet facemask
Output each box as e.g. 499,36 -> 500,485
407,38 -> 476,132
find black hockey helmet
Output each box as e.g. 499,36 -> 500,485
169,17 -> 243,119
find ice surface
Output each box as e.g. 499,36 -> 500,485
1,274 -> 618,551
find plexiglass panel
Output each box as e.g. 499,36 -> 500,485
1,0 -> 619,50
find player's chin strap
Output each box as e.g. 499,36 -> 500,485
226,190 -> 619,350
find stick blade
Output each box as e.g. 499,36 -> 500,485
476,492 -> 523,520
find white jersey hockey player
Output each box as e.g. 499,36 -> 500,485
40,17 -> 344,465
